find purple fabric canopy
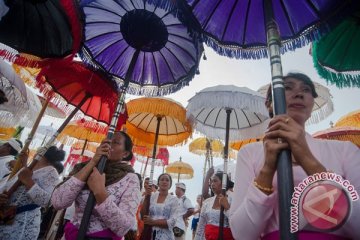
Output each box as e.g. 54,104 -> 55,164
149,0 -> 353,59
80,0 -> 203,96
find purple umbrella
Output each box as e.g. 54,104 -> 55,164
80,0 -> 202,96
78,0 -> 202,238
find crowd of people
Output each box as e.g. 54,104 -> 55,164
0,73 -> 359,239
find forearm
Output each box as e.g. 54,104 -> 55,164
74,161 -> 97,182
151,219 -> 168,228
52,177 -> 85,209
254,166 -> 276,195
183,209 -> 194,219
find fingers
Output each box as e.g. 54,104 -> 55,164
268,115 -> 292,127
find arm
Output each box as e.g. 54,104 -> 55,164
183,208 -> 194,219
229,145 -> 277,239
94,174 -> 141,237
26,167 -> 60,207
51,176 -> 85,210
202,167 -> 214,199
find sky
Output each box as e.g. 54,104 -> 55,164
18,44 -> 360,239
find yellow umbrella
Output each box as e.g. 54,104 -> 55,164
313,126 -> 360,147
189,137 -> 223,157
230,137 -> 262,151
335,109 -> 360,128
126,97 -> 192,146
57,118 -> 108,145
0,127 -> 16,140
126,97 -> 192,183
12,64 -> 41,88
166,157 -> 194,182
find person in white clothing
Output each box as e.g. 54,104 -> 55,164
0,138 -> 23,178
174,182 -> 194,240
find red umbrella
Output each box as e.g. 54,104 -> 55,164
7,61 -> 119,194
36,61 -> 118,125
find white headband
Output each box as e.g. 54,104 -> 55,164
8,138 -> 22,153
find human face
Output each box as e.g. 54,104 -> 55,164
158,174 -> 171,191
210,175 -> 222,195
108,132 -> 129,161
284,78 -> 314,126
144,179 -> 149,189
175,187 -> 183,197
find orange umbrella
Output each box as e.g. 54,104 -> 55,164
313,126 -> 360,147
230,137 -> 262,151
335,109 -> 360,128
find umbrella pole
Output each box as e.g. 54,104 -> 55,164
141,115 -> 162,240
79,139 -> 88,164
264,0 -> 296,239
9,99 -> 49,178
6,95 -> 89,196
142,156 -> 150,179
78,49 -> 140,240
140,158 -> 145,177
218,109 -> 231,240
177,169 -> 180,183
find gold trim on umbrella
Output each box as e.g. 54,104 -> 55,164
335,109 -> 360,128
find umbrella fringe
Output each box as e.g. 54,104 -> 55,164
306,98 -> 334,125
313,43 -> 360,88
186,91 -> 268,117
189,117 -> 268,141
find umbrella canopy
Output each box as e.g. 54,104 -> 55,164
0,86 -> 43,128
36,61 -> 119,125
0,0 -> 81,66
80,0 -> 202,96
38,95 -> 67,119
166,157 -> 194,181
312,12 -> 360,88
0,127 -> 15,140
189,137 -> 224,157
126,97 -> 192,146
335,109 -> 360,128
12,64 -> 40,88
258,81 -> 334,124
0,59 -> 27,105
187,85 -> 269,141
57,117 -> 127,145
313,126 -> 360,147
155,0 -> 354,59
230,137 -> 262,151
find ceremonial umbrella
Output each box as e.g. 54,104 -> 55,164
0,0 -> 81,67
335,109 -> 360,128
187,85 -> 269,236
312,12 -> 360,88
313,126 -> 360,147
126,97 -> 191,240
230,137 -> 262,151
149,1 -> 356,237
258,81 -> 334,125
0,59 -> 27,106
166,157 -> 194,182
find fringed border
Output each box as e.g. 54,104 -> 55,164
189,117 -> 268,141
313,43 -> 360,88
306,97 -> 334,125
186,90 -> 269,117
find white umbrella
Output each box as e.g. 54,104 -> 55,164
187,84 -> 269,228
258,81 -> 333,125
187,85 -> 269,141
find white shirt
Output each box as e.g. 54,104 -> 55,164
175,195 -> 194,230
